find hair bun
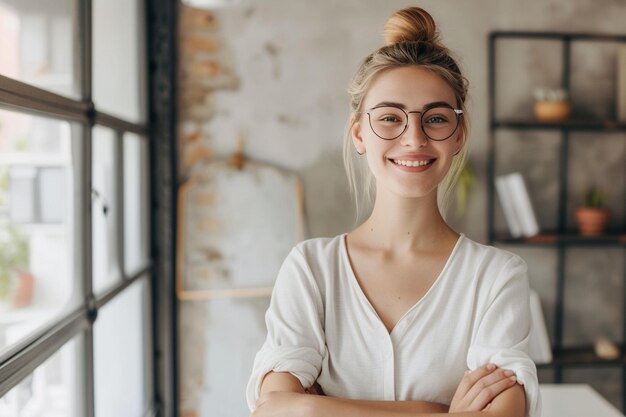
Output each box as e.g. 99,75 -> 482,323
383,7 -> 439,46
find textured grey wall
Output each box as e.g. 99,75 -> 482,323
181,0 -> 626,412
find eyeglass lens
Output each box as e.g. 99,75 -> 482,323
368,106 -> 460,141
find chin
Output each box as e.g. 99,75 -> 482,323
390,184 -> 437,200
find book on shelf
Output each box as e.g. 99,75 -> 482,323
494,172 -> 540,238
495,176 -> 523,238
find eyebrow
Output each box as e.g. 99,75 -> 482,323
371,101 -> 454,110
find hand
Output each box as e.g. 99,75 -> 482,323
251,391 -> 311,417
449,364 -> 518,413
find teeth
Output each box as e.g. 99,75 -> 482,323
393,159 -> 433,167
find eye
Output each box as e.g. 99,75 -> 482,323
425,115 -> 449,124
369,106 -> 406,124
379,115 -> 403,123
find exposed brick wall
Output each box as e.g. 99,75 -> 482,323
178,5 -> 237,178
177,6 -> 231,416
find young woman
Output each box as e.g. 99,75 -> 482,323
246,7 -> 540,417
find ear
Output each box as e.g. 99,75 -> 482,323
350,114 -> 366,154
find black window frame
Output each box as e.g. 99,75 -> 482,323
0,0 -> 179,416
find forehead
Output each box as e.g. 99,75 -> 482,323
363,66 -> 457,109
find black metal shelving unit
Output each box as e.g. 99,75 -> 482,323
487,31 -> 626,409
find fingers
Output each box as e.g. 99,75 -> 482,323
455,363 -> 498,396
465,364 -> 499,385
471,375 -> 517,410
465,368 -> 518,410
467,367 -> 515,396
450,364 -> 521,413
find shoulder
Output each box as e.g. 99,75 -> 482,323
271,236 -> 341,304
457,237 -> 530,315
456,235 -> 528,298
287,234 -> 345,298
459,234 -> 527,272
293,234 -> 344,264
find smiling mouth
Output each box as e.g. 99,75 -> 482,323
390,158 -> 436,167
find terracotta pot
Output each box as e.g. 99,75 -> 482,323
534,100 -> 571,122
11,270 -> 34,308
575,208 -> 610,236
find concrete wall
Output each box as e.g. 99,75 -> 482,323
177,1 -> 626,415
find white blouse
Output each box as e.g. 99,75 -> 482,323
246,233 -> 541,417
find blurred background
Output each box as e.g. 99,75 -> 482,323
0,0 -> 625,416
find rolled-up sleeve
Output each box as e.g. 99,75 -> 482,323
467,255 -> 541,417
245,246 -> 326,411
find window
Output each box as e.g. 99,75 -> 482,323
0,109 -> 76,354
93,0 -> 146,123
0,0 -> 77,98
0,336 -> 81,417
0,1 -> 155,416
94,278 -> 152,416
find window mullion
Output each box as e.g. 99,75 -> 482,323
81,124 -> 96,417
96,112 -> 148,136
116,131 -> 126,280
80,0 -> 92,101
78,0 -> 95,416
0,75 -> 90,123
94,266 -> 151,310
0,306 -> 89,398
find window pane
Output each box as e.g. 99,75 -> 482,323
0,108 -> 76,355
0,0 -> 78,98
123,134 -> 149,275
92,0 -> 145,122
0,336 -> 81,417
94,278 -> 150,417
92,127 -> 120,293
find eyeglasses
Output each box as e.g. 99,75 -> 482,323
361,104 -> 463,141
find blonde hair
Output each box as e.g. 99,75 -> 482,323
343,6 -> 470,223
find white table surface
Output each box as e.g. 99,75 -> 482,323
540,384 -> 624,417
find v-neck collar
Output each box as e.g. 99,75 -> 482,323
340,232 -> 465,336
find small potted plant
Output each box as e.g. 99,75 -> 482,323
533,88 -> 571,122
575,187 -> 610,236
0,224 -> 33,310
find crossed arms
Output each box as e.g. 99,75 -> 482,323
251,364 -> 526,417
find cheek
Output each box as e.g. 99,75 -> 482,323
364,140 -> 392,167
438,137 -> 461,159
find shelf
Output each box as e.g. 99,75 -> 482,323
493,119 -> 626,132
494,232 -> 626,246
489,31 -> 626,401
537,345 -> 626,368
491,31 -> 626,42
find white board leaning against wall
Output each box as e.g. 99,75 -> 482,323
177,157 -> 306,417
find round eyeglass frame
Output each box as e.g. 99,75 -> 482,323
361,104 -> 464,141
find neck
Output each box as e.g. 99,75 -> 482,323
358,187 -> 457,255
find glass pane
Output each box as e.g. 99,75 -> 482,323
123,134 -> 149,275
94,278 -> 149,417
92,127 -> 120,293
0,0 -> 78,98
92,0 -> 145,122
0,108 -> 75,355
0,336 -> 81,417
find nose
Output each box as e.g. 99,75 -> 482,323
400,112 -> 428,147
